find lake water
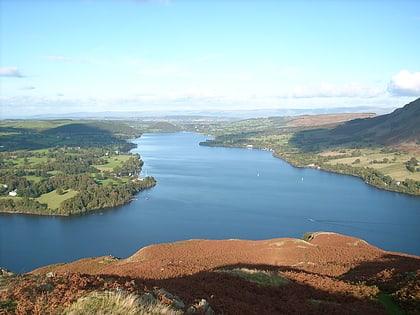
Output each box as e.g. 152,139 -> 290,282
1,132 -> 419,272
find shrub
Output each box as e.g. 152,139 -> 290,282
62,291 -> 182,315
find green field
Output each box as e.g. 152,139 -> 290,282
94,155 -> 132,171
36,189 -> 79,210
323,148 -> 420,181
24,175 -> 44,183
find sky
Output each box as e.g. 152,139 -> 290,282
1,0 -> 420,118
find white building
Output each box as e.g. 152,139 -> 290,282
8,190 -> 17,197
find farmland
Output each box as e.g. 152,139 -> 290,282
0,120 -> 156,215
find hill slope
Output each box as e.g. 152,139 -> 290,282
332,97 -> 420,145
2,232 -> 417,314
291,98 -> 420,149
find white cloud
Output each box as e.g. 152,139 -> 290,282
293,82 -> 382,98
0,67 -> 25,78
387,70 -> 420,96
19,86 -> 36,90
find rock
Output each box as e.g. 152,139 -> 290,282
46,271 -> 55,278
154,288 -> 186,309
138,292 -> 157,306
99,255 -> 120,264
0,267 -> 15,277
186,299 -> 215,314
172,297 -> 186,309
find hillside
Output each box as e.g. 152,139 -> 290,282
2,232 -> 419,314
332,97 -> 419,144
291,98 -> 420,149
0,120 -> 142,152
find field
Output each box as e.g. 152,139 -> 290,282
93,155 -> 132,172
36,189 -> 79,210
322,148 -> 420,182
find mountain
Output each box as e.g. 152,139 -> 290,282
331,97 -> 420,145
17,106 -> 395,120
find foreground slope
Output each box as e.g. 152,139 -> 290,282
2,232 -> 418,314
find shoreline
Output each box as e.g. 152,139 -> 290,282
0,183 -> 156,217
200,140 -> 420,197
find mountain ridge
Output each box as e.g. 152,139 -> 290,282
290,97 -> 420,150
331,97 -> 420,145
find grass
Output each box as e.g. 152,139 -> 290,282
323,148 -> 420,181
0,300 -> 17,312
94,155 -> 132,171
217,268 -> 290,287
377,292 -> 405,315
96,178 -> 117,186
0,120 -> 75,130
0,196 -> 22,201
20,156 -> 50,166
1,155 -> 53,172
62,291 -> 183,315
24,175 -> 44,183
36,189 -> 78,209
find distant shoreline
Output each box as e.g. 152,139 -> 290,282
200,140 -> 420,197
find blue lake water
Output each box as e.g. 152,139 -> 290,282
1,132 -> 419,272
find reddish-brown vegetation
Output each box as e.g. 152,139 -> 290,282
1,232 -> 419,314
288,113 -> 376,127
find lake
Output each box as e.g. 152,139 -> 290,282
1,132 -> 419,272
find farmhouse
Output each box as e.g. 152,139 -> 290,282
8,190 -> 17,197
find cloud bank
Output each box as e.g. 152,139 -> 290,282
387,70 -> 420,96
0,67 -> 25,78
19,86 -> 36,90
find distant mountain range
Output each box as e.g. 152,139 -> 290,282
21,106 -> 395,120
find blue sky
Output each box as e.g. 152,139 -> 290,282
1,0 -> 419,117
